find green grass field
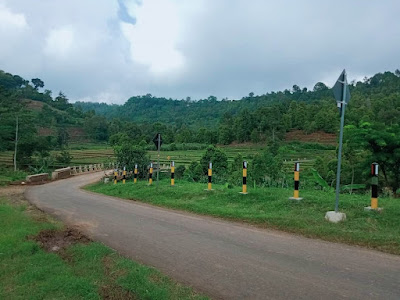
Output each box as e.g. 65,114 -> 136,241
0,195 -> 207,300
86,179 -> 400,255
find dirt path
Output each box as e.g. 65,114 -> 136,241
25,172 -> 400,300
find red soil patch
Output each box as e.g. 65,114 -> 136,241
285,130 -> 337,145
67,127 -> 89,142
38,127 -> 55,136
23,99 -> 44,111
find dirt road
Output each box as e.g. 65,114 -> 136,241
26,172 -> 400,300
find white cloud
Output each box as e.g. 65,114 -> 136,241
0,0 -> 399,103
0,2 -> 27,30
121,0 -> 185,74
44,27 -> 75,58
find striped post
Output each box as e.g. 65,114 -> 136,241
114,169 -> 118,185
289,162 -> 302,201
171,161 -> 175,186
134,164 -> 138,183
149,163 -> 153,185
207,162 -> 212,191
240,161 -> 248,194
122,166 -> 126,184
371,163 -> 379,209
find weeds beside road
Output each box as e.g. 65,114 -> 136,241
0,186 -> 207,300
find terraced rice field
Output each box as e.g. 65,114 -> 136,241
0,144 -> 335,172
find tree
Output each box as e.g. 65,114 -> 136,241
200,145 -> 228,179
31,78 -> 44,90
313,82 -> 328,92
292,85 -> 301,93
84,115 -> 109,141
53,92 -> 72,111
249,150 -> 283,186
114,143 -> 150,178
347,123 -> 400,194
109,133 -> 130,146
57,127 -> 69,148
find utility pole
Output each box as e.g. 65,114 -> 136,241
157,133 -> 160,186
14,115 -> 19,171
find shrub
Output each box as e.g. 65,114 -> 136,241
249,150 -> 283,186
199,145 -> 228,179
114,143 -> 150,178
184,162 -> 204,182
175,165 -> 186,179
228,154 -> 244,186
56,150 -> 73,165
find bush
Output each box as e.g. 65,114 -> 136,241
228,154 -> 244,186
56,150 -> 73,165
249,150 -> 283,186
175,165 -> 186,179
184,162 -> 204,182
161,143 -> 207,151
109,133 -> 130,146
114,143 -> 150,178
200,145 -> 228,179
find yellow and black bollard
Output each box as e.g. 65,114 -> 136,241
149,163 -> 153,185
134,164 -> 138,183
240,161 -> 248,194
171,161 -> 175,186
371,163 -> 378,209
114,169 -> 118,185
122,166 -> 126,184
365,163 -> 382,211
289,162 -> 303,201
207,162 -> 212,191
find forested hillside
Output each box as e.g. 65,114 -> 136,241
75,70 -> 400,144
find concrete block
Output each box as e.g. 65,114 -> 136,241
52,167 -> 72,180
364,206 -> 383,212
289,197 -> 303,201
26,173 -> 49,183
325,211 -> 346,223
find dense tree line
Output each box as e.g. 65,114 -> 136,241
76,71 -> 400,145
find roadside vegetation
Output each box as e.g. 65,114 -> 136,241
0,191 -> 207,300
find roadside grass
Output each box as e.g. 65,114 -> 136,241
0,196 -> 207,300
0,169 -> 28,186
86,180 -> 400,255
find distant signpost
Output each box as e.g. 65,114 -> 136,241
326,70 -> 351,223
153,133 -> 162,185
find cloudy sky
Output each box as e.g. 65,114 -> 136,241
0,0 -> 399,103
